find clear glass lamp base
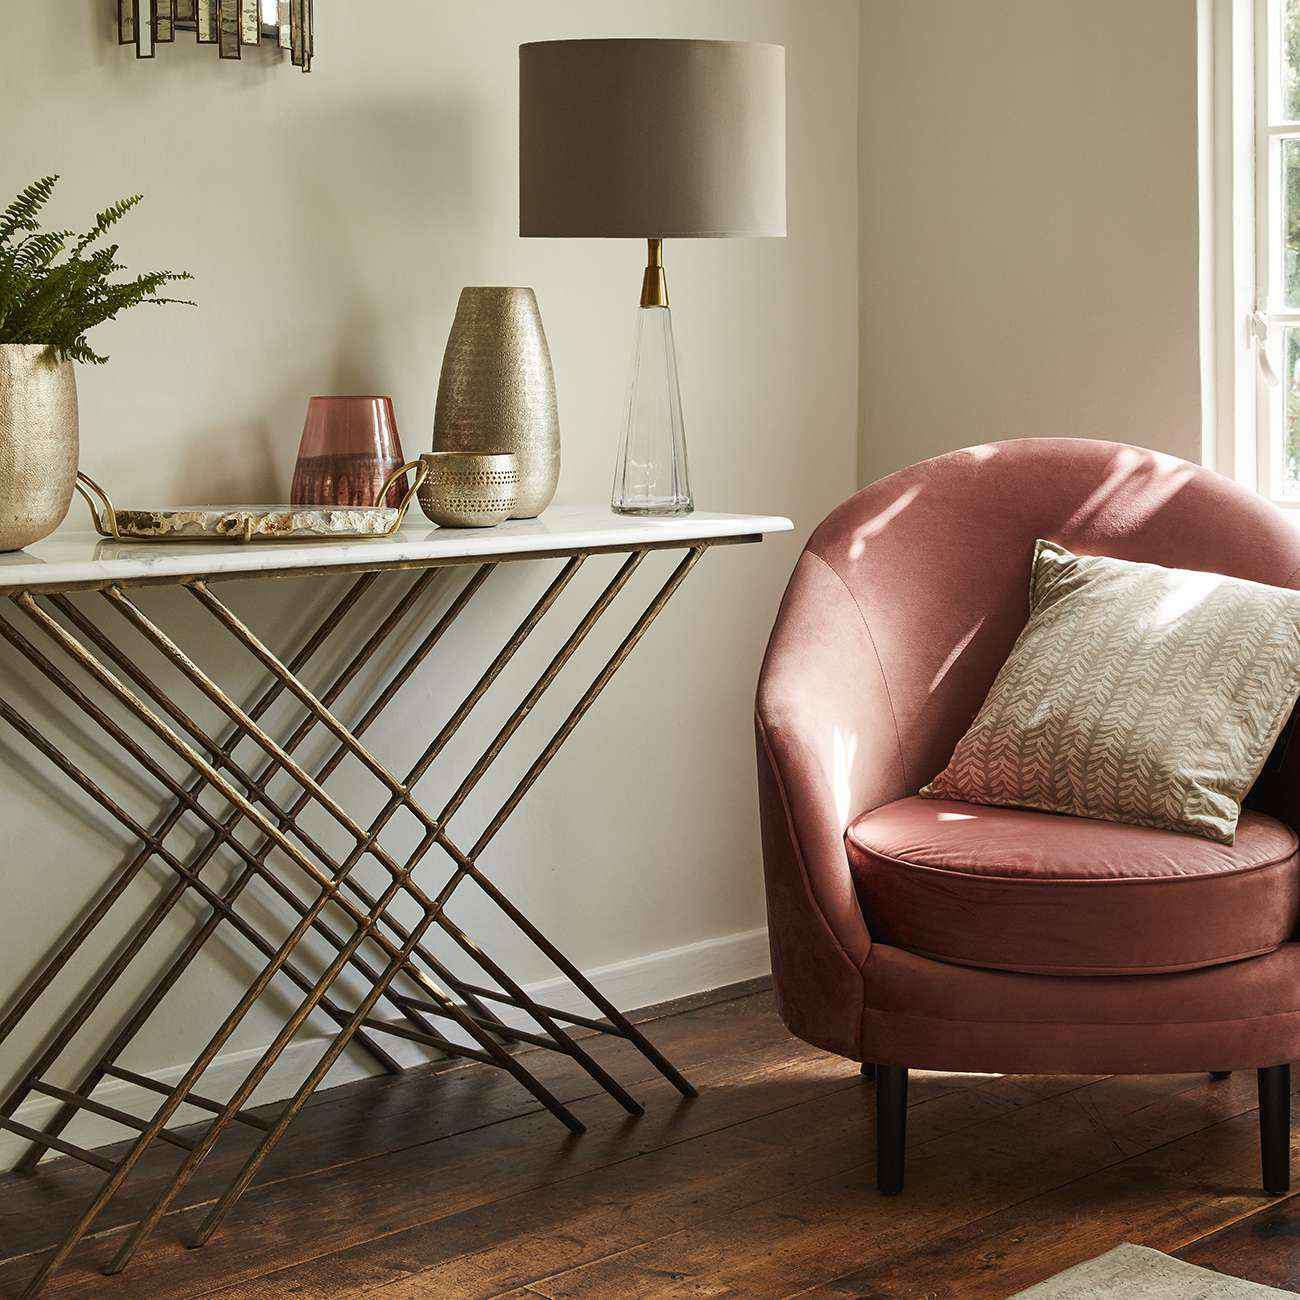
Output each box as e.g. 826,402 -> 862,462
611,304 -> 693,516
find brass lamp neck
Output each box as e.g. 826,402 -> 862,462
640,237 -> 669,308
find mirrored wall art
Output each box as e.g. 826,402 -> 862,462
117,0 -> 312,70
153,0 -> 173,44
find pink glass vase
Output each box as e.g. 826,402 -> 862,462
290,396 -> 406,507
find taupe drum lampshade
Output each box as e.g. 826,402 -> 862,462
519,39 -> 787,239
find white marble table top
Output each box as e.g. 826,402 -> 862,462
0,506 -> 794,592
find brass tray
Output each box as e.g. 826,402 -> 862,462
74,461 -> 428,544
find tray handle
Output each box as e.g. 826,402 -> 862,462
74,472 -> 121,540
377,459 -> 428,536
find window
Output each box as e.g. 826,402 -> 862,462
1258,0 -> 1300,497
1203,0 -> 1300,502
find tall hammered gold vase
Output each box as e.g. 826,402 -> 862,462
433,287 -> 559,518
0,345 -> 78,551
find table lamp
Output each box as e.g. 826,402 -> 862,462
520,38 -> 787,515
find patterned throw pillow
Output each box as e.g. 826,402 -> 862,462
920,540 -> 1300,843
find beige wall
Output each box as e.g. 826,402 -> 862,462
858,0 -> 1201,487
0,0 -> 858,1153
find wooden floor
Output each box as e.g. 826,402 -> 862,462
1,981 -> 1297,1298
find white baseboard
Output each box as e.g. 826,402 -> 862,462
1,925 -> 770,1172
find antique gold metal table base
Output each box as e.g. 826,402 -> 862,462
0,535 -> 748,1294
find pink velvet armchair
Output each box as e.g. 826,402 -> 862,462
756,438 -> 1300,1196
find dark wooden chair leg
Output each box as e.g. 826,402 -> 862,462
1209,1071 -> 1232,1081
860,1062 -> 876,1080
875,1064 -> 908,1195
1259,1064 -> 1291,1196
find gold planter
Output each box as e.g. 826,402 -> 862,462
416,451 -> 519,528
433,287 -> 559,519
0,344 -> 78,551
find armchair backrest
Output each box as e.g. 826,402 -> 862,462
790,437 -> 1300,804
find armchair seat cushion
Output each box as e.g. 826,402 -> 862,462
846,797 -> 1300,976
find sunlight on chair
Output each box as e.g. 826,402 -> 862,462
1065,448 -> 1195,533
848,485 -> 922,557
930,617 -> 985,691
832,724 -> 859,826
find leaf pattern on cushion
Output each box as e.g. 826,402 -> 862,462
920,541 -> 1300,842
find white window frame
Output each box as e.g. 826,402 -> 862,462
1201,0 -> 1300,501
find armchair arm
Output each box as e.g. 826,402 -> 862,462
755,550 -> 909,1058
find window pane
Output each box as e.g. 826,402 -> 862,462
1285,0 -> 1300,118
1285,140 -> 1300,306
1285,328 -> 1300,496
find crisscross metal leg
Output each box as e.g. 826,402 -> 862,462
0,569 -> 446,1177
0,542 -> 714,1294
50,554 -> 612,1134
0,574 -> 379,1140
183,564 -> 645,1109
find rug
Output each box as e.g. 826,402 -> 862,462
1010,1243 -> 1295,1298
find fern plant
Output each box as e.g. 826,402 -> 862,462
0,175 -> 193,366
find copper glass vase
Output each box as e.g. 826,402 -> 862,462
290,396 -> 406,507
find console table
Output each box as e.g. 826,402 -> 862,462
0,505 -> 791,1294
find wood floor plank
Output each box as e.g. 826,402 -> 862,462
189,1076 -> 1106,1298
803,1091 -> 1300,1298
1174,1193 -> 1300,1292
204,1068 -> 1016,1298
0,999 -> 883,1296
514,1097 -> 1132,1298
519,1076 -> 1294,1299
263,1085 -> 881,1299
0,989 -> 779,1265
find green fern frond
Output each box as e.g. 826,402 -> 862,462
13,230 -> 73,270
0,176 -> 58,246
70,194 -> 143,257
0,177 -> 192,365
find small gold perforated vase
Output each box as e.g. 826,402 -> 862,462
432,287 -> 559,519
0,345 -> 78,551
416,451 -> 519,528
